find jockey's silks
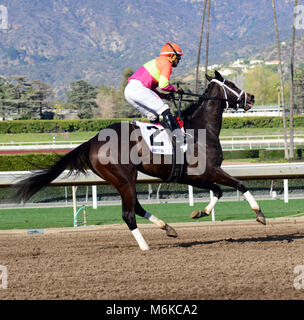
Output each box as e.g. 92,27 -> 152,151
128,56 -> 177,93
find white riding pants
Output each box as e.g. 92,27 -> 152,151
124,79 -> 169,121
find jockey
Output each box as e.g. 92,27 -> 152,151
124,42 -> 185,143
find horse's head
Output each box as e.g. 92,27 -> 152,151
205,70 -> 255,112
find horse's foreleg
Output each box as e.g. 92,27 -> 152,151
135,200 -> 178,237
212,167 -> 266,225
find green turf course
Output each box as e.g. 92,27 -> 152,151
0,199 -> 303,230
0,131 -> 97,144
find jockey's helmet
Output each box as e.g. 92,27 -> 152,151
160,42 -> 183,57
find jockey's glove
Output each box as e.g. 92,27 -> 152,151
176,87 -> 184,95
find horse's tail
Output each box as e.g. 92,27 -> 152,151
12,139 -> 92,203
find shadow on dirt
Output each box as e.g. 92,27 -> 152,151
174,233 -> 304,248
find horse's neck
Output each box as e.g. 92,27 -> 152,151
204,100 -> 223,137
187,88 -> 224,137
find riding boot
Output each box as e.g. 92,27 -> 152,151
161,109 -> 184,144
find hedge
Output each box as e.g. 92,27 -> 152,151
0,118 -> 143,134
259,148 -> 304,160
0,153 -> 64,171
1,116 -> 304,134
1,149 -> 302,171
222,149 -> 259,160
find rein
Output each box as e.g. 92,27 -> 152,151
171,89 -> 232,114
171,78 -> 247,114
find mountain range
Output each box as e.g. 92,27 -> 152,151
0,0 -> 298,97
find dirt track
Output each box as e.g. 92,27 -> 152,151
0,219 -> 304,300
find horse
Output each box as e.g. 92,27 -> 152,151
12,70 -> 265,250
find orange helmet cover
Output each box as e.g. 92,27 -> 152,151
160,42 -> 183,56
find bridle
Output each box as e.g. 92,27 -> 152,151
171,78 -> 247,113
210,79 -> 247,111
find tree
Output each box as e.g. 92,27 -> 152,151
22,80 -> 53,119
66,80 -> 98,119
9,76 -> 30,119
116,68 -> 140,118
244,65 -> 289,105
95,85 -> 118,118
0,76 -> 53,120
294,67 -> 304,113
121,67 -> 134,88
272,0 -> 289,159
0,77 -> 12,120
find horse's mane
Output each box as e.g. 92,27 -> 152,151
180,102 -> 201,119
180,84 -> 211,119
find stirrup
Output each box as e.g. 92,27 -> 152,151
150,116 -> 160,124
173,130 -> 185,145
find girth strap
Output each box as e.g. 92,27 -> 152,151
165,139 -> 186,183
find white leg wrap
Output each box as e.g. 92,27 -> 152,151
204,197 -> 218,214
144,212 -> 166,229
244,191 -> 259,211
131,228 -> 150,251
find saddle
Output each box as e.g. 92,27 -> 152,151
132,119 -> 187,183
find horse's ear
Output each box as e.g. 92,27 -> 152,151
205,74 -> 213,82
214,70 -> 223,81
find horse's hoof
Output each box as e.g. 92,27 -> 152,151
140,245 -> 150,251
190,209 -> 203,219
190,210 -> 209,219
165,224 -> 178,237
256,210 -> 266,225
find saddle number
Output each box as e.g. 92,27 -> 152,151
147,126 -> 164,147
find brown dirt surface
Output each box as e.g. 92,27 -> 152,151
0,219 -> 304,300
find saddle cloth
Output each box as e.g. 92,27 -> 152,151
133,121 -> 187,155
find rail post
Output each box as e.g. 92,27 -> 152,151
92,185 -> 97,209
72,186 -> 77,226
284,179 -> 289,203
188,185 -> 194,206
210,190 -> 215,222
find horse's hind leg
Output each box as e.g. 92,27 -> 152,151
135,199 -> 178,237
91,162 -> 150,250
211,167 -> 266,225
188,181 -> 222,219
119,182 -> 150,250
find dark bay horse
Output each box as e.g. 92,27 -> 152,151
12,70 -> 265,250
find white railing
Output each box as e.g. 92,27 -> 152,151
1,163 -> 303,222
1,163 -> 304,188
221,138 -> 304,150
1,135 -> 304,151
